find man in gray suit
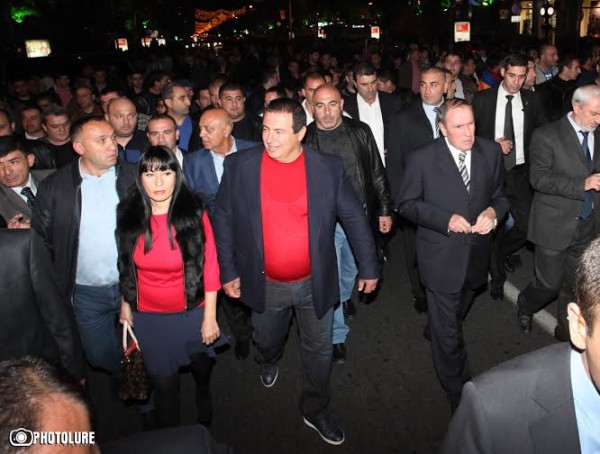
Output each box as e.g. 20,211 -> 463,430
0,136 -> 53,228
442,237 -> 600,454
517,84 -> 600,341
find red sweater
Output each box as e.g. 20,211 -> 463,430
260,150 -> 311,282
134,212 -> 221,313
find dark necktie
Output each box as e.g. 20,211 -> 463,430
504,94 -> 516,171
21,187 -> 35,208
580,130 -> 594,220
434,107 -> 440,138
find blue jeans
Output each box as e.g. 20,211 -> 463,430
252,277 -> 333,417
73,283 -> 122,375
333,223 -> 357,344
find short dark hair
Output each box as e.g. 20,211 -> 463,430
265,86 -> 288,99
41,106 -> 69,125
353,62 -> 377,80
378,69 -> 396,84
558,54 -> 579,73
264,98 -> 306,133
0,136 -> 28,158
501,53 -> 528,70
437,98 -> 472,126
219,82 -> 244,98
100,87 -> 124,97
70,115 -> 105,142
577,239 -> 600,334
0,108 -> 13,124
302,70 -> 326,89
20,104 -> 42,115
0,356 -> 90,453
146,113 -> 177,132
145,70 -> 169,90
161,82 -> 187,101
421,66 -> 446,79
443,52 -> 463,63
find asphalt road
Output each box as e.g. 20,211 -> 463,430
91,235 -> 556,453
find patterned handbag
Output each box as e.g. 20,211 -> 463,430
119,321 -> 152,401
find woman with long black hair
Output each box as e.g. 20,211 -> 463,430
116,145 -> 225,428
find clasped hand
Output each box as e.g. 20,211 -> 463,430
448,208 -> 496,235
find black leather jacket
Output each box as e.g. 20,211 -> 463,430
31,160 -> 136,301
304,117 -> 393,221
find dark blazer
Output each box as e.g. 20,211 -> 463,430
183,138 -> 259,216
472,87 -> 546,165
343,91 -> 405,151
0,230 -> 85,380
386,99 -> 436,205
442,343 -> 580,454
213,145 -> 380,319
0,170 -> 54,222
397,137 -> 509,292
528,116 -> 600,250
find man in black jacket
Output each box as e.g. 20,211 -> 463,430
305,84 -> 392,363
32,116 -> 136,375
0,231 -> 85,381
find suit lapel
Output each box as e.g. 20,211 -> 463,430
416,104 -> 434,140
560,118 -> 590,170
529,347 -> 581,453
436,139 -> 469,196
304,148 -> 322,247
521,90 -> 531,143
243,151 -> 264,260
593,129 -> 600,172
200,151 -> 220,193
0,185 -> 30,216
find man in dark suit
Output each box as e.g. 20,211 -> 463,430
213,98 -> 380,445
343,62 -> 404,167
0,231 -> 85,381
184,107 -> 258,360
398,99 -> 508,410
442,237 -> 600,454
517,84 -> 600,341
0,136 -> 54,228
387,67 -> 448,313
472,53 -> 546,300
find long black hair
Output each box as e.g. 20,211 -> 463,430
135,146 -> 204,254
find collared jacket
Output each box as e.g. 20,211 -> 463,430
304,117 -> 393,222
31,159 -> 136,301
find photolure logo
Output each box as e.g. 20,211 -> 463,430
9,429 -> 95,447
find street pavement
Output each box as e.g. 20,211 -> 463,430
91,235 -> 557,453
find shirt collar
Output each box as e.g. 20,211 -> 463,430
568,111 -> 595,135
498,83 -> 522,103
10,174 -> 35,194
571,348 -> 600,416
79,158 -> 116,180
444,137 -> 470,155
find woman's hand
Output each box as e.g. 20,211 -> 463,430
201,317 -> 220,345
119,299 -> 134,327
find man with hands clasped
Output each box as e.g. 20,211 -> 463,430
398,99 -> 508,412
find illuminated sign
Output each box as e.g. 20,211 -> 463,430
371,26 -> 380,39
115,38 -> 128,51
454,21 -> 470,42
25,40 -> 51,58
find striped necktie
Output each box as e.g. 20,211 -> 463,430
458,152 -> 470,193
434,107 -> 440,138
21,187 -> 35,208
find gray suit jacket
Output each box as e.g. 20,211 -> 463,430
442,343 -> 580,454
528,116 -> 600,250
0,170 -> 54,223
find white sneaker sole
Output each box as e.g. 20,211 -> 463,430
303,417 -> 345,445
260,367 -> 278,388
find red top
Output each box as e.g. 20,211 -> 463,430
134,212 -> 221,313
260,150 -> 311,282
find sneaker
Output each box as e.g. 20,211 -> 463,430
332,343 -> 346,364
259,363 -> 279,388
303,412 -> 345,445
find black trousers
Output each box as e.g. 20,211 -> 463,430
426,285 -> 476,407
519,216 -> 596,332
489,165 -> 532,291
402,222 -> 426,301
220,293 -> 252,343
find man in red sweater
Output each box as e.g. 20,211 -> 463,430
214,98 -> 380,445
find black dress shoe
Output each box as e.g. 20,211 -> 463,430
490,287 -> 504,301
304,412 -> 345,445
516,307 -> 533,333
332,343 -> 346,364
235,339 -> 250,360
259,363 -> 279,388
342,299 -> 356,319
413,296 -> 428,314
554,325 -> 570,342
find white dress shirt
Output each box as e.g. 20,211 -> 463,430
494,84 -> 525,165
567,112 -> 595,160
445,138 -> 472,177
357,93 -> 385,165
11,174 -> 37,204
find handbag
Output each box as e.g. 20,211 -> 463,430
119,321 -> 152,401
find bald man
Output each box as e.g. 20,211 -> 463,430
105,97 -> 148,163
304,84 -> 393,363
184,108 -> 260,361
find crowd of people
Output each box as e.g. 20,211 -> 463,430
1,38 -> 600,452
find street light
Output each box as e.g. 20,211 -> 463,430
539,1 -> 555,42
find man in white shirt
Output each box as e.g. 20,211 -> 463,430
146,114 -> 184,168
